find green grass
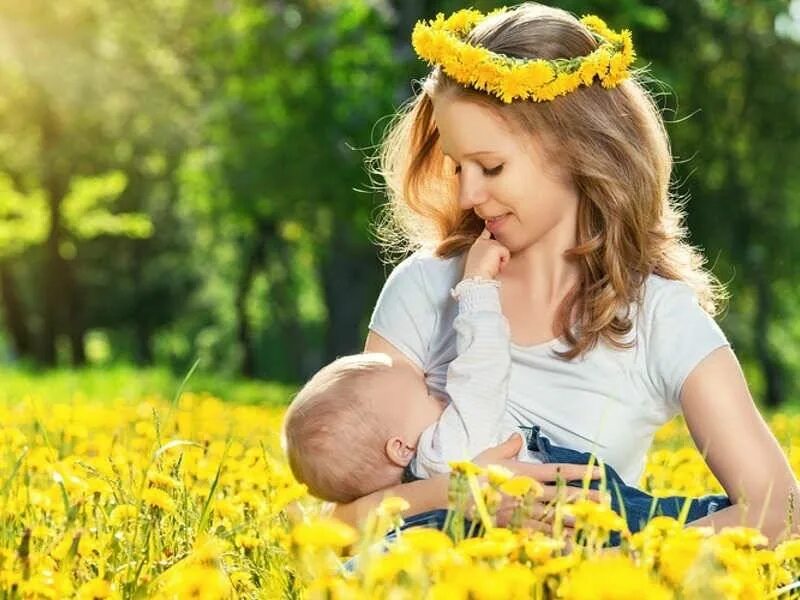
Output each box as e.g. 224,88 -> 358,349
0,364 -> 298,407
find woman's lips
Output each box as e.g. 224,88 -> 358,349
485,213 -> 509,234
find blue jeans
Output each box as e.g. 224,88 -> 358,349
342,425 -> 731,571
519,425 -> 731,545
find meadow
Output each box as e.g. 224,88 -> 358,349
1,367 -> 800,599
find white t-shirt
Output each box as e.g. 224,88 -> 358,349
369,249 -> 730,485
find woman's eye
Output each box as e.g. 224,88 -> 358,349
452,164 -> 503,176
483,164 -> 504,177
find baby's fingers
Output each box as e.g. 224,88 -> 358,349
537,484 -> 608,504
509,461 -> 603,482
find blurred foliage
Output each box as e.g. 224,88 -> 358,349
0,0 -> 799,406
0,364 -> 296,407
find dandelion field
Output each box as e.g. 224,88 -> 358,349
2,369 -> 800,599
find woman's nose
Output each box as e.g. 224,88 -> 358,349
457,172 -> 487,210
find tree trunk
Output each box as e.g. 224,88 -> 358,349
134,320 -> 154,365
64,257 -> 86,366
754,270 -> 783,408
0,261 -> 34,359
235,220 -> 273,378
269,239 -> 308,381
321,222 -> 379,363
39,99 -> 67,366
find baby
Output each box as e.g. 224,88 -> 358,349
281,229 -> 525,504
282,231 -> 730,531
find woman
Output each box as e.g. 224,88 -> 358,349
332,3 -> 799,547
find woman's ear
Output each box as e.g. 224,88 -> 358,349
385,436 -> 415,468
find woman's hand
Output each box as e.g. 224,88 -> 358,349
471,433 -> 607,536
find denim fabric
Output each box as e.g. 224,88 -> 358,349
518,425 -> 731,545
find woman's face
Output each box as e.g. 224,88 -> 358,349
431,95 -> 579,254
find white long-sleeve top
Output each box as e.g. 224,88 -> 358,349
410,278 -> 538,477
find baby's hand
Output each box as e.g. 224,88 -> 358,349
463,228 -> 510,280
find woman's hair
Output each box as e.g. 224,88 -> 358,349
372,2 -> 727,360
281,353 -> 401,504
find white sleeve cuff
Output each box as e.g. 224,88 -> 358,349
450,278 -> 502,314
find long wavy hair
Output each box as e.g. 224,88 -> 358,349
372,2 -> 726,360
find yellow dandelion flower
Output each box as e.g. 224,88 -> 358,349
469,563 -> 537,598
157,564 -> 230,600
658,530 -> 706,587
580,15 -> 613,39
458,44 -> 486,75
532,551 -> 581,578
716,526 -> 769,549
76,577 -> 114,600
446,9 -> 483,34
487,465 -> 514,487
146,472 -> 180,490
500,476 -> 543,498
578,55 -> 602,85
521,60 -> 555,89
776,538 -> 800,562
449,460 -> 485,477
563,499 -> 627,532
398,528 -> 453,554
141,487 -> 176,513
458,528 -> 518,560
292,517 -> 358,549
191,534 -> 229,565
471,61 -> 502,93
523,533 -> 566,563
108,503 -> 138,527
234,533 -> 260,550
212,498 -> 241,522
230,570 -> 251,584
30,525 -> 50,540
501,476 -> 534,498
561,555 -> 673,600
428,581 -> 465,600
366,548 -> 420,584
377,495 -> 410,518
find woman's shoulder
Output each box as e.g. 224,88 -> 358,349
636,273 -> 718,337
370,248 -> 465,367
640,273 -> 700,313
386,247 -> 465,294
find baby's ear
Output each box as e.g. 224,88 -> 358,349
385,436 -> 414,468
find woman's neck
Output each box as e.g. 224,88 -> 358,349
500,237 -> 580,305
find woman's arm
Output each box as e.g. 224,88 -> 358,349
680,346 -> 800,547
329,475 -> 450,528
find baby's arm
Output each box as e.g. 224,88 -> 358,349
413,229 -> 514,476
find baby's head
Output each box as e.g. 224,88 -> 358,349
281,352 -> 444,503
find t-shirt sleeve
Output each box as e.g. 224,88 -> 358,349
368,254 -> 437,370
645,280 -> 730,414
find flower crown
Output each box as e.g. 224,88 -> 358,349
411,8 -> 636,104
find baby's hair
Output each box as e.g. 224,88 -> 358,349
281,353 -> 400,504
372,1 -> 727,360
